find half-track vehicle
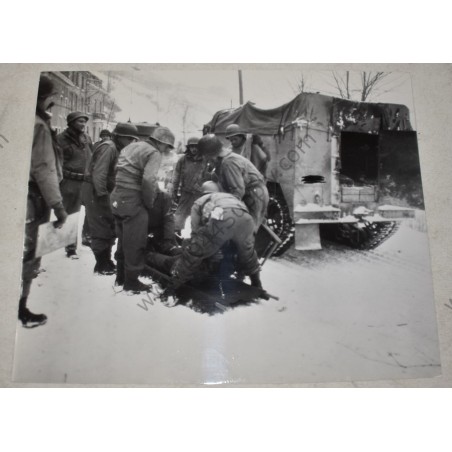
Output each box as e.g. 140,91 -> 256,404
204,93 -> 423,255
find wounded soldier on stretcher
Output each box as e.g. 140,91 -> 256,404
146,182 -> 264,304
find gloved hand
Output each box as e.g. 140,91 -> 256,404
52,202 -> 68,229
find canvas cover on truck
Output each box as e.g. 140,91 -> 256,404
204,92 -> 413,136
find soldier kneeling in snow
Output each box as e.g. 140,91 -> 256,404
150,182 -> 263,304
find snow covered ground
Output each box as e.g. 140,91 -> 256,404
12,210 -> 441,385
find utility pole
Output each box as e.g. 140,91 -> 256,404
106,99 -> 115,127
238,70 -> 244,105
181,104 -> 189,145
156,87 -> 160,122
107,71 -> 112,93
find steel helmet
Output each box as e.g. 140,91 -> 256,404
67,111 -> 89,124
201,181 -> 220,194
186,136 -> 200,147
198,134 -> 223,156
225,123 -> 245,139
112,122 -> 139,139
151,126 -> 175,149
135,122 -> 159,139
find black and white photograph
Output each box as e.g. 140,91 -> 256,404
3,66 -> 442,385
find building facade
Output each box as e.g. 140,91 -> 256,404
42,71 -> 119,142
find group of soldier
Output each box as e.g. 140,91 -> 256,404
19,74 -> 271,328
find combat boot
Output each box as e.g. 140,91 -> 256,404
123,278 -> 151,294
66,249 -> 79,259
249,272 -> 263,289
94,250 -> 116,276
18,299 -> 47,328
103,249 -> 117,272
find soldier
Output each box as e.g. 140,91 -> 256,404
81,122 -> 139,275
111,126 -> 176,293
166,181 -> 263,297
133,121 -> 180,253
169,136 -> 211,232
82,131 -> 112,248
19,75 -> 68,328
93,129 -> 111,147
224,123 -> 271,176
198,134 -> 269,233
57,111 -> 93,258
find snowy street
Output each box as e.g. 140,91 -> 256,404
12,211 -> 440,385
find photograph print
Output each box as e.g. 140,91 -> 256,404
12,67 -> 440,385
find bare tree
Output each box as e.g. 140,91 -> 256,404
297,73 -> 307,93
289,72 -> 310,95
332,71 -> 390,102
178,102 -> 201,145
360,71 -> 389,101
332,71 -> 351,99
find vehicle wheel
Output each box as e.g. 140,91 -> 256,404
266,191 -> 294,256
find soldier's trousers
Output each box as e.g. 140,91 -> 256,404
111,188 -> 149,281
81,182 -> 115,256
243,182 -> 269,233
21,189 -> 51,301
148,191 -> 175,241
60,178 -> 85,253
174,190 -> 201,231
172,208 -> 260,286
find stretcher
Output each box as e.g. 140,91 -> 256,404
143,223 -> 280,314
